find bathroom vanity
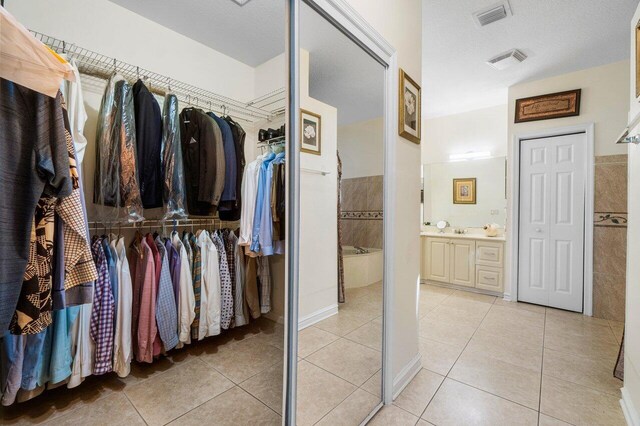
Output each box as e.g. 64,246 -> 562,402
421,232 -> 506,295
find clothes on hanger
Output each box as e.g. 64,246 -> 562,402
162,94 -> 188,220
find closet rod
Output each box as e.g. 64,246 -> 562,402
31,31 -> 279,123
87,217 -> 239,231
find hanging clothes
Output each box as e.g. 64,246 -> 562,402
244,257 -> 261,320
154,237 -> 179,352
0,80 -> 72,332
113,236 -> 132,378
337,152 -> 345,303
219,117 -> 246,221
207,112 -> 237,211
133,79 -> 163,209
226,230 -> 248,327
212,231 -> 233,330
60,58 -> 88,165
135,237 -> 157,363
172,232 -> 195,347
188,234 -> 202,342
197,230 -> 221,339
161,94 -> 188,220
238,155 -> 263,251
89,237 -> 114,375
179,108 -> 225,215
250,152 -> 278,255
93,73 -> 144,223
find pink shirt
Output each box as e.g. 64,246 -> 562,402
136,239 -> 157,363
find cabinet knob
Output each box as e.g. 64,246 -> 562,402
535,228 -> 542,233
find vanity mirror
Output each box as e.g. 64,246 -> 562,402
423,156 -> 506,228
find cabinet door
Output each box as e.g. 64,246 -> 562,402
476,241 -> 504,268
450,240 -> 476,287
476,266 -> 503,292
426,238 -> 450,283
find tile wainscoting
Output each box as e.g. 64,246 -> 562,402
340,175 -> 383,249
593,155 -> 628,322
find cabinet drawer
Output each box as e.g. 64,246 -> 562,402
475,266 -> 503,292
476,241 -> 504,267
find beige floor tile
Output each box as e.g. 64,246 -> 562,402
169,386 -> 280,426
446,290 -> 497,305
542,348 -> 622,395
418,338 -> 463,376
198,335 -> 283,383
306,338 -> 381,386
0,375 -> 118,425
449,351 -> 541,409
426,302 -> 490,328
545,308 -> 611,327
393,369 -> 444,416
609,320 -> 625,343
492,298 -> 546,314
315,389 -> 381,426
124,359 -> 234,426
314,310 -> 371,337
340,297 -> 382,321
421,284 -> 456,298
544,325 -> 619,361
545,314 -> 617,340
296,360 -> 356,426
422,379 -> 538,426
40,393 -> 144,426
540,376 -> 626,425
298,326 -> 339,358
538,413 -> 573,425
419,317 -> 477,349
416,420 -> 435,426
369,405 -> 419,425
361,369 -> 382,397
344,320 -> 382,351
419,299 -> 441,318
464,329 -> 543,372
239,361 -> 284,414
478,305 -> 544,346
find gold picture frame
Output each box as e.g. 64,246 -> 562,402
636,20 -> 640,98
300,109 -> 321,155
453,178 -> 476,204
398,69 -> 421,144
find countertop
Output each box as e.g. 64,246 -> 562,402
420,231 -> 506,242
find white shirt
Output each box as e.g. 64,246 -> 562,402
172,232 -> 195,346
68,304 -> 94,388
60,58 -> 88,165
239,156 -> 263,246
112,237 -> 132,378
197,231 -> 221,339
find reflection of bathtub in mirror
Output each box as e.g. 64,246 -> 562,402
342,246 -> 383,289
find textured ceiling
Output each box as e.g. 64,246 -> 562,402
423,0 -> 639,118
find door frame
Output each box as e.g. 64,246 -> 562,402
285,0 -> 398,423
507,123 -> 595,315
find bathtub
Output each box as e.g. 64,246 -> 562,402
342,246 -> 383,289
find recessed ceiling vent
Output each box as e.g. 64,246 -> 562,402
473,1 -> 512,27
486,49 -> 527,70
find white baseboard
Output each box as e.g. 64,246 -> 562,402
392,352 -> 422,399
621,387 -> 640,426
298,304 -> 338,330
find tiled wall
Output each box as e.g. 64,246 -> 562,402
593,154 -> 628,321
340,175 -> 383,249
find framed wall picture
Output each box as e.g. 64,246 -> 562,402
514,89 -> 581,123
453,178 -> 476,204
636,20 -> 640,98
300,109 -> 321,155
398,69 -> 421,144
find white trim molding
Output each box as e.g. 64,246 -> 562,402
392,352 -> 422,399
508,123 -> 595,315
297,304 -> 338,330
621,387 -> 640,426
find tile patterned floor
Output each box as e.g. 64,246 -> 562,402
2,282 -> 623,425
0,282 -> 383,426
370,284 -> 626,426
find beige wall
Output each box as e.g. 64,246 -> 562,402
623,3 -> 640,421
508,60 -> 629,157
345,0 -> 423,388
423,104 -> 508,165
338,117 -> 384,179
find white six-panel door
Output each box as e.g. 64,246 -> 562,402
518,133 -> 586,312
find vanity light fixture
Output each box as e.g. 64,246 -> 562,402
230,0 -> 252,5
449,151 -> 492,161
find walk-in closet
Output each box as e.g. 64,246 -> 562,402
1,1 -> 287,423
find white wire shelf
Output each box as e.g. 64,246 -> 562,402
32,31 -> 285,123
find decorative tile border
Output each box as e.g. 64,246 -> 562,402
594,212 -> 628,228
340,210 -> 384,220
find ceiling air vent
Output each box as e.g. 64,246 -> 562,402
486,49 -> 527,70
473,1 -> 512,27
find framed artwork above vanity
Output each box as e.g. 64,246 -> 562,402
453,178 -> 476,204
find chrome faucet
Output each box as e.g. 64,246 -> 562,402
354,246 -> 369,254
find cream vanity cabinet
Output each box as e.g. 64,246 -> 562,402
422,234 -> 505,294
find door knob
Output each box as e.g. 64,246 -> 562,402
535,228 -> 542,233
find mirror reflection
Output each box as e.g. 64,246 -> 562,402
422,156 -> 507,229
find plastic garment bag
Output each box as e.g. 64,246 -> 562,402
94,73 -> 145,223
161,94 -> 188,220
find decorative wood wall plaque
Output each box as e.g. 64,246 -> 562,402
514,89 -> 581,123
